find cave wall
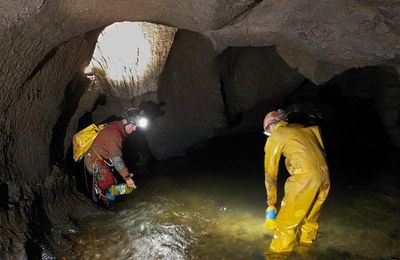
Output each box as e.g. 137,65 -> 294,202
218,46 -> 305,131
147,30 -> 227,159
0,166 -> 97,258
0,31 -> 98,184
0,31 -> 99,256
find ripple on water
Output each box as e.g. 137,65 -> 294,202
68,191 -> 268,259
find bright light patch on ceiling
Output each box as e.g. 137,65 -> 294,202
87,22 -> 152,82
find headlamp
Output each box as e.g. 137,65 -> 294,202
137,117 -> 148,129
263,130 -> 271,136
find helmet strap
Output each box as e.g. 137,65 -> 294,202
122,120 -> 130,134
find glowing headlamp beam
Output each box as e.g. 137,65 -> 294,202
138,117 -> 148,129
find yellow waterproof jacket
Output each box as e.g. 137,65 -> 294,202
264,121 -> 327,206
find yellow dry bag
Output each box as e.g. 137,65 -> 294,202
72,123 -> 105,162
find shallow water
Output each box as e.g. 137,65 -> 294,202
65,135 -> 400,260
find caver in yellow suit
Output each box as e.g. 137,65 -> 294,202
263,110 -> 330,253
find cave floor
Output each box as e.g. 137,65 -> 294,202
62,133 -> 400,260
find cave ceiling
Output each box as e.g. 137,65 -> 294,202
1,0 -> 399,88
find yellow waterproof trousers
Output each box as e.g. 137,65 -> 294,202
269,170 -> 330,252
264,122 -> 330,253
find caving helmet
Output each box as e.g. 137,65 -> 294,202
263,109 -> 288,135
122,108 -> 148,128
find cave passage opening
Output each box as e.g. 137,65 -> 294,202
85,21 -> 160,90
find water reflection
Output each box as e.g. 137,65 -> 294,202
66,149 -> 400,260
68,166 -> 270,259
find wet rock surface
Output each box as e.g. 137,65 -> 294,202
0,166 -> 97,258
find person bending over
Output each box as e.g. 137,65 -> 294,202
84,108 -> 145,204
263,109 -> 330,253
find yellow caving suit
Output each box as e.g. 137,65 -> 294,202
264,121 -> 330,253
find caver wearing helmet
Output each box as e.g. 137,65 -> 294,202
263,108 -> 330,253
122,108 -> 141,124
82,108 -> 146,205
122,108 -> 148,132
263,109 -> 288,136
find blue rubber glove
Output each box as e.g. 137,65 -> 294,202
265,206 -> 277,230
104,192 -> 116,201
266,206 -> 277,220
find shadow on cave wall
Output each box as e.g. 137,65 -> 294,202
319,83 -> 392,171
50,74 -> 90,166
0,183 -> 8,209
24,195 -> 52,259
217,46 -> 305,131
321,67 -> 396,178
283,67 -> 396,182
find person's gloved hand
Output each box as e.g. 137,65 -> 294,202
265,205 -> 277,230
125,173 -> 137,189
104,193 -> 116,201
